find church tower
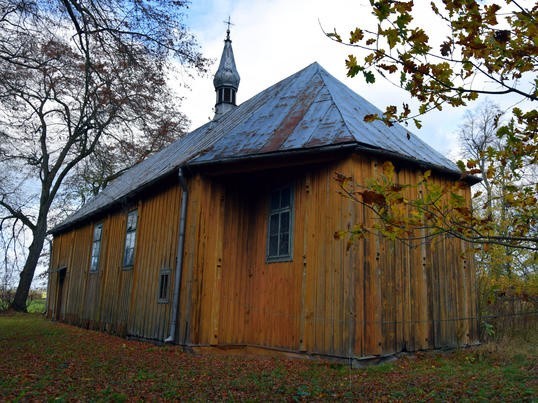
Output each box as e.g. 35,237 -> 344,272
213,24 -> 240,120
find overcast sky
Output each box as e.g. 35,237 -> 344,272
177,0 -> 466,160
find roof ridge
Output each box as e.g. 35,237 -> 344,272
315,65 -> 357,143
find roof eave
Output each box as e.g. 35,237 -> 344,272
353,143 -> 481,184
49,167 -> 181,235
50,141 -> 479,236
191,141 -> 479,184
187,142 -> 359,168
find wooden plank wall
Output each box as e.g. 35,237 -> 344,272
182,153 -> 478,358
48,153 -> 478,358
48,231 -> 74,320
98,213 -> 126,334
129,185 -> 182,340
47,180 -> 182,341
63,225 -> 93,324
179,173 -> 305,350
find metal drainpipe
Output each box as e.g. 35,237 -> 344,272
165,167 -> 188,344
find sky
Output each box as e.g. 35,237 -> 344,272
178,0 -> 467,160
177,0 -> 530,162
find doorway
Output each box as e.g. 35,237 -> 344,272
55,267 -> 66,320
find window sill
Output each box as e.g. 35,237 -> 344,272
266,256 -> 293,264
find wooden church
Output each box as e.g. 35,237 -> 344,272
47,28 -> 479,361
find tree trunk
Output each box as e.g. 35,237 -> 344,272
10,222 -> 47,312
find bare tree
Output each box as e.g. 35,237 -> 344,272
0,0 -> 208,311
458,100 -> 504,214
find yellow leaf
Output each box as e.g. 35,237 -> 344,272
382,161 -> 395,177
349,28 -> 364,44
364,113 -> 378,122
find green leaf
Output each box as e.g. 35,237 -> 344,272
400,71 -> 407,86
385,28 -> 399,49
363,70 -> 376,83
396,13 -> 412,30
327,31 -> 342,42
345,54 -> 363,78
373,0 -> 391,21
418,104 -> 428,115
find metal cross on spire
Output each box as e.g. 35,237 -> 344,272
224,16 -> 234,39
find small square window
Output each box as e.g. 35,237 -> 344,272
158,270 -> 170,303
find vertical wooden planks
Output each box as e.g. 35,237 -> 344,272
363,160 -> 383,356
64,225 -> 92,324
298,174 -> 310,352
302,172 -> 318,353
47,152 -> 479,359
127,183 -> 182,340
178,174 -> 204,346
209,183 -> 225,345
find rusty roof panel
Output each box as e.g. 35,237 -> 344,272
53,62 -> 460,232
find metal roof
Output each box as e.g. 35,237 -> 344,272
193,63 -> 459,168
52,62 -> 461,233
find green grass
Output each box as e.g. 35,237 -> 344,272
0,297 -> 46,313
27,298 -> 46,313
0,313 -> 536,401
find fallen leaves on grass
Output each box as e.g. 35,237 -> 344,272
0,314 -> 536,400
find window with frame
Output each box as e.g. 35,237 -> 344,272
89,223 -> 103,272
123,209 -> 138,268
266,186 -> 294,262
158,269 -> 170,303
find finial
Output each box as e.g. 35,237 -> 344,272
224,16 -> 234,40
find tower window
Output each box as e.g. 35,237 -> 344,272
224,88 -> 232,103
217,87 -> 236,105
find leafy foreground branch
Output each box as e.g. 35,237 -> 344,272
328,0 -> 537,265
0,314 -> 536,400
327,0 -> 537,126
335,161 -> 537,252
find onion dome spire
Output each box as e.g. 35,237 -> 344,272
213,18 -> 240,120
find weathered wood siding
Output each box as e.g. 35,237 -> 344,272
179,153 -> 478,358
48,180 -> 182,341
48,152 -> 478,358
